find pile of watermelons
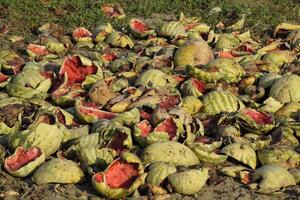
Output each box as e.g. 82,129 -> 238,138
0,5 -> 300,198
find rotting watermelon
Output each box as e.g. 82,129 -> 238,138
136,120 -> 153,137
101,3 -> 126,19
5,147 -> 42,171
159,95 -> 181,110
154,117 -> 177,139
75,98 -> 117,123
27,44 -> 49,57
59,56 -> 97,83
192,79 -> 205,93
107,131 -> 130,154
92,153 -> 145,199
241,108 -> 273,125
72,27 -> 92,42
79,101 -> 116,119
94,161 -> 139,188
130,19 -> 155,38
0,72 -> 9,83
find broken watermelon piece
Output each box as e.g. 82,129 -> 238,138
130,19 -> 155,38
72,27 -> 92,42
237,108 -> 275,134
52,82 -> 86,107
240,109 -> 273,125
107,126 -> 132,155
0,72 -> 9,83
59,56 -> 97,83
133,120 -> 155,146
27,44 -> 49,58
4,147 -> 45,177
101,3 -> 126,19
154,117 -> 178,139
159,95 -> 181,110
92,152 -> 146,199
74,98 -> 117,124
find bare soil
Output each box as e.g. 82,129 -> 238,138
1,170 -> 299,200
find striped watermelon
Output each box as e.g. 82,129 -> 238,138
202,90 -> 242,115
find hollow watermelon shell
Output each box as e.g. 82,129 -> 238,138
51,83 -> 85,107
107,127 -> 132,155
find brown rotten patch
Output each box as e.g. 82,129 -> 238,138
0,104 -> 24,127
159,95 -> 181,110
107,131 -> 129,155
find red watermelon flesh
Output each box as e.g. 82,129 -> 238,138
136,120 -> 152,137
173,75 -> 186,84
73,27 -> 92,38
5,147 -> 42,171
27,44 -> 49,56
79,106 -> 116,120
94,160 -> 139,189
79,100 -> 116,119
192,79 -> 205,93
241,109 -> 273,125
154,118 -> 177,139
140,110 -> 152,121
184,23 -> 198,30
0,72 -> 9,83
131,19 -> 149,32
103,52 -> 117,61
94,173 -> 103,183
218,51 -> 235,59
241,171 -> 252,184
59,56 -> 97,83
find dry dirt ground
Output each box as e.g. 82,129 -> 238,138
1,170 -> 300,200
